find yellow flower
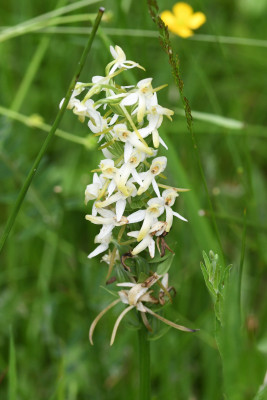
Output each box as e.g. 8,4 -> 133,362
160,2 -> 206,38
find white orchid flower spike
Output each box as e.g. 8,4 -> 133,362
63,45 -> 195,344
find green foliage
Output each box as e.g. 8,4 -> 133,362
156,253 -> 174,275
200,250 -> 232,323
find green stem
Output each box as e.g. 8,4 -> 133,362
138,325 -> 150,400
238,208 -> 247,320
0,7 -> 105,253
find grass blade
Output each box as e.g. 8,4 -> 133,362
8,329 -> 17,400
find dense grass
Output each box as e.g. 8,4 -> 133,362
0,0 -> 267,399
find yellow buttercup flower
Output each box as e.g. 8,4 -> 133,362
160,2 -> 206,38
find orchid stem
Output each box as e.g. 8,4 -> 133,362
138,324 -> 150,400
0,7 -> 105,253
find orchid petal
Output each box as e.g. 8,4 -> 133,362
116,198 -> 126,221
132,235 -> 152,255
89,298 -> 120,345
110,305 -> 135,345
152,178 -> 161,198
88,243 -> 109,259
127,231 -> 139,238
159,136 -> 168,149
124,141 -> 133,163
144,306 -> 197,332
131,168 -> 143,186
121,92 -> 139,106
148,239 -> 155,258
107,179 -> 117,197
127,210 -> 146,223
165,206 -> 174,232
97,224 -> 114,240
137,213 -> 154,241
173,211 -> 188,222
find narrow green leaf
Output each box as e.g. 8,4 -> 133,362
200,261 -> 216,299
156,253 -> 174,275
203,251 -> 212,277
8,329 -> 17,400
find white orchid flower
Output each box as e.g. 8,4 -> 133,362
114,150 -> 145,196
66,98 -> 101,124
138,93 -> 173,148
136,198 -> 165,241
99,159 -> 118,197
85,173 -> 105,204
102,248 -> 120,265
89,273 -> 195,345
95,181 -> 137,221
162,189 -> 188,231
121,78 -> 154,123
127,197 -> 165,242
88,229 -> 112,259
86,207 -> 127,227
86,208 -> 128,257
112,123 -> 152,157
107,45 -> 144,74
59,82 -> 85,110
85,173 -> 107,217
101,147 -> 115,160
128,221 -> 167,257
137,156 -> 167,197
88,111 -> 109,142
128,230 -> 156,258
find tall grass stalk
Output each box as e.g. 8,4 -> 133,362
25,27 -> 267,48
8,329 -> 17,400
138,325 -> 150,400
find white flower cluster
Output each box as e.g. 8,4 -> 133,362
62,45 -> 187,261
62,45 -> 195,344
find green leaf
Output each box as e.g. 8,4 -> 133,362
203,251 -> 212,277
253,385 -> 267,400
200,261 -> 216,299
8,328 -> 17,400
148,322 -> 171,341
148,254 -> 170,264
137,272 -> 149,283
156,253 -> 174,275
135,256 -> 150,276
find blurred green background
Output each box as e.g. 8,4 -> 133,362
0,0 -> 267,399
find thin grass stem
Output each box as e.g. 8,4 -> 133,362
138,324 -> 150,400
8,328 -> 17,400
29,27 -> 267,48
238,209 -> 247,320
